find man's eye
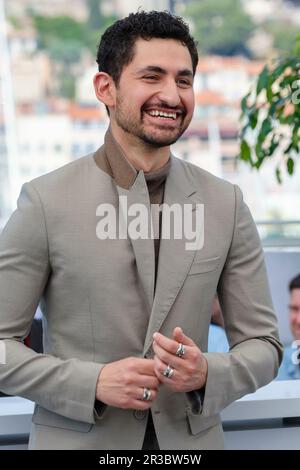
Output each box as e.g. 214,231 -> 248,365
144,76 -> 158,80
177,79 -> 191,86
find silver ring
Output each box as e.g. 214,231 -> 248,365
163,365 -> 174,378
141,387 -> 151,401
175,343 -> 185,358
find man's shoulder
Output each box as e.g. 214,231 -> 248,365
31,153 -> 94,184
172,155 -> 235,194
27,152 -> 103,196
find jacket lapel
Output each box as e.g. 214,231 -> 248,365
143,157 -> 204,356
115,174 -> 156,316
95,128 -> 156,314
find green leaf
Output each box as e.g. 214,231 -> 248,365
240,139 -> 252,163
292,124 -> 300,145
287,157 -> 294,175
254,157 -> 264,170
257,118 -> 272,145
261,118 -> 272,135
240,123 -> 249,139
255,141 -> 264,159
241,93 -> 250,113
284,142 -> 293,154
256,65 -> 269,96
249,109 -> 258,129
266,137 -> 279,156
271,61 -> 289,81
270,97 -> 285,116
276,167 -> 282,184
286,115 -> 296,125
266,83 -> 274,103
280,75 -> 298,88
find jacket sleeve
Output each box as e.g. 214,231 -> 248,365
188,184 -> 283,417
0,182 -> 105,424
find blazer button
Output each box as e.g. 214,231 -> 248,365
134,410 -> 147,420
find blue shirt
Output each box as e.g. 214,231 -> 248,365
276,344 -> 300,381
208,324 -> 229,353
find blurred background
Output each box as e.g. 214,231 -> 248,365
0,0 -> 299,345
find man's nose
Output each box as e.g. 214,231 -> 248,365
157,80 -> 181,107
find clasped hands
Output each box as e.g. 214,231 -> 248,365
152,326 -> 208,393
96,326 -> 208,411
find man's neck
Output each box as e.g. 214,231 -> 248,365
110,122 -> 170,172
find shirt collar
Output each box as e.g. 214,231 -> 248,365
94,126 -> 171,190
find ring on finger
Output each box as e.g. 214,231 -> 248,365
163,364 -> 174,379
175,343 -> 185,358
141,387 -> 151,401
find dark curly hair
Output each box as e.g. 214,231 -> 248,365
289,274 -> 300,292
96,10 -> 198,86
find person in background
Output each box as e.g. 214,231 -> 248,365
276,274 -> 300,380
208,296 -> 229,353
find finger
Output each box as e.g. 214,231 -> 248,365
152,340 -> 182,368
153,333 -> 195,358
152,331 -> 191,355
136,387 -> 157,402
135,358 -> 157,375
136,375 -> 160,390
131,400 -> 152,410
154,355 -> 176,382
172,327 -> 196,347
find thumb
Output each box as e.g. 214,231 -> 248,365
172,327 -> 195,346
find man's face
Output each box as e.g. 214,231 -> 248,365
111,38 -> 195,147
289,288 -> 300,341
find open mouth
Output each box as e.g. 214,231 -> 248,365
143,109 -> 182,123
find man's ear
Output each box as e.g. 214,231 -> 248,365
93,72 -> 116,109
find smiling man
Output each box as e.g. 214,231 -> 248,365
0,11 -> 283,450
103,38 -> 194,151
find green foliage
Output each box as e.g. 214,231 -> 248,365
32,15 -> 86,49
265,21 -> 300,54
185,0 -> 254,56
239,37 -> 300,183
31,10 -> 117,58
87,0 -> 105,31
29,6 -> 116,99
83,15 -> 118,56
47,39 -> 82,64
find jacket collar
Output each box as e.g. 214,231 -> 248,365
94,127 -> 137,190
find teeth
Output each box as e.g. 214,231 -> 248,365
148,110 -> 177,119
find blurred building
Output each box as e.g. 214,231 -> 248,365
15,101 -> 107,181
244,0 -> 300,25
11,54 -> 52,105
76,66 -> 98,106
103,0 -> 171,16
6,0 -> 88,21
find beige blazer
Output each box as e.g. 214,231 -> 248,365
0,133 -> 283,449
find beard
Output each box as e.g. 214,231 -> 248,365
114,94 -> 190,148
